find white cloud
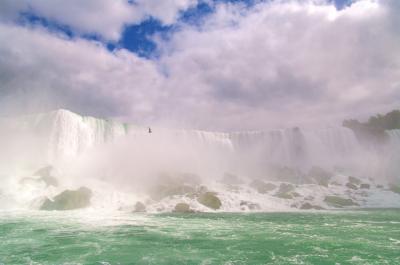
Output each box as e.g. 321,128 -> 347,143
0,0 -> 399,130
155,0 -> 400,129
134,0 -> 199,25
0,23 -> 164,121
0,0 -> 198,40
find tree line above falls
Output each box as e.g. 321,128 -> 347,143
343,109 -> 400,144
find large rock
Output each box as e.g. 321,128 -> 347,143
274,183 -> 297,199
250,180 -> 277,194
33,166 -> 58,187
150,184 -> 196,200
197,192 -> 222,210
300,202 -> 324,210
389,184 -> 400,194
360,183 -> 370,189
174,203 -> 194,213
308,167 -> 332,187
221,173 -> 243,185
133,201 -> 146,212
324,195 -> 359,208
346,182 -> 358,190
240,201 -> 260,210
41,187 -> 92,210
271,166 -> 300,183
348,176 -> 362,185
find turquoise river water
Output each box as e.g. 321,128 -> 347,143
0,209 -> 399,265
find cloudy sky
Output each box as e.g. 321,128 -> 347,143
0,0 -> 399,130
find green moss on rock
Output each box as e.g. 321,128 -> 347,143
174,203 -> 194,213
274,183 -> 297,199
250,180 -> 277,194
41,187 -> 92,210
308,166 -> 332,187
239,201 -> 260,210
360,183 -> 370,189
33,166 -> 58,187
197,192 -> 222,210
133,201 -> 146,212
389,184 -> 400,194
348,176 -> 362,185
346,182 -> 358,190
324,195 -> 359,208
300,202 -> 324,210
151,184 -> 196,200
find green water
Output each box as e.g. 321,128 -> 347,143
0,209 -> 399,265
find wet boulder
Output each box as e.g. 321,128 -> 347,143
197,192 -> 222,210
346,182 -> 358,190
389,184 -> 400,194
40,187 -> 92,210
240,201 -> 260,210
360,183 -> 370,189
324,195 -> 359,208
34,166 -> 58,186
272,166 -> 300,183
133,201 -> 146,212
304,195 -> 314,201
32,166 -> 58,187
250,180 -> 277,194
308,167 -> 332,187
174,203 -> 194,213
277,183 -> 295,194
150,184 -> 196,201
225,184 -> 241,193
221,173 -> 243,185
274,183 -> 297,199
300,202 -> 324,210
348,176 -> 362,185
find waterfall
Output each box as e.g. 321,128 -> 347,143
1,109 -> 399,182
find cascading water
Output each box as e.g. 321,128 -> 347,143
1,109 -> 400,211
1,109 -> 399,178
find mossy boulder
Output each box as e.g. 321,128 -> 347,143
389,184 -> 400,194
324,195 -> 359,208
33,166 -> 58,187
360,183 -> 370,189
274,183 -> 297,199
133,201 -> 146,212
197,192 -> 222,210
225,184 -> 241,193
346,182 -> 358,190
275,192 -> 294,199
272,166 -> 299,183
33,166 -> 52,178
348,176 -> 362,185
221,173 -> 243,185
150,184 -> 196,200
250,180 -> 276,194
304,195 -> 314,201
239,201 -> 260,210
277,183 -> 295,194
300,202 -> 324,210
174,203 -> 194,213
41,187 -> 92,210
308,167 -> 332,187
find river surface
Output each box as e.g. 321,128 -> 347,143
1,209 -> 399,265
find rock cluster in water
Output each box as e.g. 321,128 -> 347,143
19,166 -> 400,213
41,187 -> 92,211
